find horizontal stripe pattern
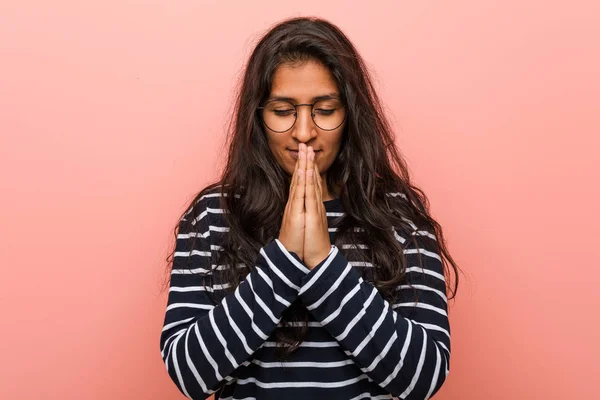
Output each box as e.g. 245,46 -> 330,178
160,186 -> 451,399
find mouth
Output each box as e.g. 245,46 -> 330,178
288,149 -> 322,160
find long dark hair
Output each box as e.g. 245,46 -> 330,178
164,16 -> 459,358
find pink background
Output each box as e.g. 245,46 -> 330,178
1,1 -> 599,399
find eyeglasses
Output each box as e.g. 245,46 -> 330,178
258,98 -> 346,133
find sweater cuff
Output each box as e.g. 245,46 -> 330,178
258,239 -> 310,303
298,245 -> 361,309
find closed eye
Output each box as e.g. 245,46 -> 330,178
314,108 -> 335,116
273,109 -> 295,116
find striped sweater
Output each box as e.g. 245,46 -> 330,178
160,188 -> 451,399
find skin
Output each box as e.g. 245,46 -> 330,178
268,60 -> 344,268
265,60 -> 346,201
279,144 -> 331,269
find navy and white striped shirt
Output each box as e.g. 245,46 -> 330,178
160,187 -> 451,399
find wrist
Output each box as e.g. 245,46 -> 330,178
305,247 -> 332,270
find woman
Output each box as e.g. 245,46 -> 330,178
160,16 -> 459,400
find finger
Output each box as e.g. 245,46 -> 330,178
313,160 -> 326,220
287,163 -> 299,210
285,168 -> 297,219
289,153 -> 300,195
305,147 -> 317,215
285,155 -> 300,217
306,145 -> 315,177
314,160 -> 323,203
291,145 -> 306,215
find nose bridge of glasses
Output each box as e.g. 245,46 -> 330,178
297,104 -> 316,128
295,103 -> 315,117
291,103 -> 317,139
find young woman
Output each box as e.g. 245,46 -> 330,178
160,17 -> 459,400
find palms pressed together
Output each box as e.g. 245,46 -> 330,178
278,143 -> 331,269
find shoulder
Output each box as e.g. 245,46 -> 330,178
381,190 -> 420,232
381,190 -> 440,251
180,184 -> 233,231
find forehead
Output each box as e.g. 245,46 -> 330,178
270,60 -> 339,101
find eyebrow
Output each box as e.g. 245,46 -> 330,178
267,93 -> 341,103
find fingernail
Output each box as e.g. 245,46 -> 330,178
310,152 -> 314,161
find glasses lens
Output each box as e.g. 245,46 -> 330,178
261,99 -> 346,132
262,101 -> 296,132
312,99 -> 345,130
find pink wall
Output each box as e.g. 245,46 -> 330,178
1,1 -> 598,399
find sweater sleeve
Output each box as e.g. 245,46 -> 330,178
159,198 -> 309,399
298,228 -> 450,400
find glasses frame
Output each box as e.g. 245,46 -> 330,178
257,99 -> 347,133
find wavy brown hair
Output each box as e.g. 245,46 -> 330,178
164,16 -> 459,358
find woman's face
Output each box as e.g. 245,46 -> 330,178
263,60 -> 346,178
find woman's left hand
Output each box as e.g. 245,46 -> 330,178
303,146 -> 332,269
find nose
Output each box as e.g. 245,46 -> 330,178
291,105 -> 317,143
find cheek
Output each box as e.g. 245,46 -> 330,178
267,135 -> 295,174
329,130 -> 344,155
320,131 -> 344,171
266,135 -> 282,157
267,140 -> 278,158
320,142 -> 341,170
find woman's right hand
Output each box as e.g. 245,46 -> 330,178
277,143 -> 307,260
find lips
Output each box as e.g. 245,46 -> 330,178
288,149 -> 321,160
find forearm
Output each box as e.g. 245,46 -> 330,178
298,246 -> 450,399
161,239 -> 308,399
